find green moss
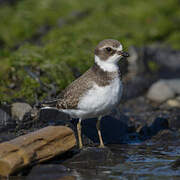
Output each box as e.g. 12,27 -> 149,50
148,61 -> 159,72
0,0 -> 88,48
0,0 -> 180,104
166,31 -> 180,49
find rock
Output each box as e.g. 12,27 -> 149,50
11,102 -> 32,122
147,79 -> 180,103
39,108 -> 70,125
127,46 -> 139,75
166,79 -> 180,94
0,109 -> 16,134
127,46 -> 150,75
139,117 -> 169,140
0,109 -> 11,127
142,46 -> 180,71
0,133 -> 16,144
149,117 -> 169,135
168,114 -> 180,130
122,132 -> 141,143
26,164 -> 73,180
139,125 -> 152,140
0,126 -> 76,176
151,129 -> 178,142
63,147 -> 119,169
171,158 -> 180,169
147,80 -> 175,102
0,106 -> 16,137
166,98 -> 180,108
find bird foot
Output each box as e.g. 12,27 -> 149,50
78,144 -> 83,149
98,144 -> 105,148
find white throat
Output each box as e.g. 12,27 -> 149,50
95,55 -> 119,72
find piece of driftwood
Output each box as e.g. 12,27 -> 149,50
0,126 -> 76,176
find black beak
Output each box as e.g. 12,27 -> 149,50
117,51 -> 129,57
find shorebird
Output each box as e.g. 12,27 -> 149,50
41,39 -> 129,148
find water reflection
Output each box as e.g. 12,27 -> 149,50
65,142 -> 180,180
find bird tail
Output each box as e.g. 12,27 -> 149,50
40,99 -> 58,107
40,100 -> 59,111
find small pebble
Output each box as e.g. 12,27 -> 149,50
167,99 -> 180,108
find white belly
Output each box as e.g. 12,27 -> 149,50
63,78 -> 123,119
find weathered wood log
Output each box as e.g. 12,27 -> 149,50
0,126 -> 76,176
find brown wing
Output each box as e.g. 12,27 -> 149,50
43,63 -> 118,110
56,68 -> 95,109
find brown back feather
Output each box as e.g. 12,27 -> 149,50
56,63 -> 119,109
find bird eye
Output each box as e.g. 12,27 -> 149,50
106,47 -> 112,52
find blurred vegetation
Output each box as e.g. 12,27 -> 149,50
0,0 -> 180,104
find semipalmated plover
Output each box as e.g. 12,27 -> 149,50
42,39 -> 129,148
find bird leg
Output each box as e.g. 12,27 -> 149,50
77,118 -> 83,149
96,116 -> 105,148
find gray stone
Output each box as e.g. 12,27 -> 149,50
26,164 -> 72,180
151,129 -> 178,142
172,158 -> 180,169
11,102 -> 32,121
142,45 -> 180,70
0,109 -> 15,134
127,46 -> 139,75
166,79 -> 180,94
147,80 -> 175,102
0,109 -> 11,126
166,99 -> 180,108
63,147 -> 118,169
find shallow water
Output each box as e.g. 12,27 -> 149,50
63,142 -> 180,180
7,140 -> 180,180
